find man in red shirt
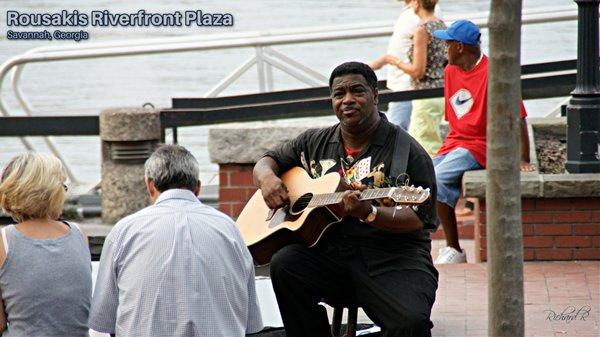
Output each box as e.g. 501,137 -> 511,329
432,20 -> 535,264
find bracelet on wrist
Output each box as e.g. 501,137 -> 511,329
360,205 -> 378,223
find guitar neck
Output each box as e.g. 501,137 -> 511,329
307,188 -> 394,208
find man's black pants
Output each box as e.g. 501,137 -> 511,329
270,244 -> 438,337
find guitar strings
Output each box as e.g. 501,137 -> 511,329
286,192 -> 400,209
284,186 -> 400,199
289,196 -> 420,210
279,187 -> 423,209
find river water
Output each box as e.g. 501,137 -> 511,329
0,0 -> 578,184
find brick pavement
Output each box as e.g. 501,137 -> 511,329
92,244 -> 599,337
432,261 -> 599,337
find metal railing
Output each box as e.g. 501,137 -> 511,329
0,5 -> 577,183
0,59 -> 580,137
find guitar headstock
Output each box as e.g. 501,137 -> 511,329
390,185 -> 430,205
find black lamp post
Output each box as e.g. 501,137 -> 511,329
565,0 -> 600,173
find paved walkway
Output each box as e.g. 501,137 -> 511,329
430,240 -> 599,336
348,240 -> 600,336
91,242 -> 599,337
432,261 -> 599,337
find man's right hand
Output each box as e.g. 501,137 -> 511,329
259,174 -> 290,210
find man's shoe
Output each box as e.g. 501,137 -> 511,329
435,246 -> 467,264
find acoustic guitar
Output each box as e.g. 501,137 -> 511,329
236,167 -> 430,265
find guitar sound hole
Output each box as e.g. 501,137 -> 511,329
290,193 -> 313,215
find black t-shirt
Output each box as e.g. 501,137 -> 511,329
264,114 -> 438,278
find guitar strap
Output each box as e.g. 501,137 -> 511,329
389,124 -> 439,232
389,124 -> 411,183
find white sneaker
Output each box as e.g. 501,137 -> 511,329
435,246 -> 467,264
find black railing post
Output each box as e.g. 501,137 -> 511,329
565,0 -> 600,173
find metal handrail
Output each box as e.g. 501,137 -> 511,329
5,5 -> 575,57
2,7 -> 578,116
3,5 -> 577,108
0,59 -> 579,137
0,5 -> 577,183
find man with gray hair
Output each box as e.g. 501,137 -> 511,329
89,145 -> 263,337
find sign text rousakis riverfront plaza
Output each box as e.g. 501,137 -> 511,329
5,9 -> 234,42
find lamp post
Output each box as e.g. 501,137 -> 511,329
565,0 -> 600,173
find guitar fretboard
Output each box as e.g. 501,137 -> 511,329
307,188 -> 394,208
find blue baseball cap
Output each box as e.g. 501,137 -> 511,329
433,20 -> 481,45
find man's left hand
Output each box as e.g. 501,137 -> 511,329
339,190 -> 372,220
520,161 -> 536,172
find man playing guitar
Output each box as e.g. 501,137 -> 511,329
253,62 -> 438,337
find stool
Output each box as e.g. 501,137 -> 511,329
324,299 -> 359,337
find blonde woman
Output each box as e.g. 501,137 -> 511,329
384,0 -> 447,156
0,153 -> 92,337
